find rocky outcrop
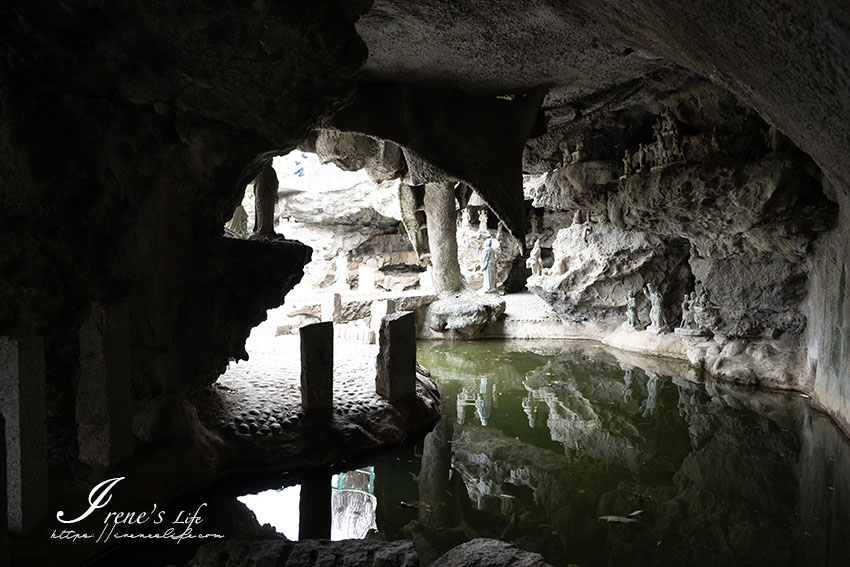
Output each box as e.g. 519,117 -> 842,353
422,291 -> 506,338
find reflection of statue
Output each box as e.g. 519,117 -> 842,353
478,209 -> 489,234
644,283 -> 668,333
526,239 -> 543,277
623,366 -> 634,403
253,161 -> 279,235
642,372 -> 659,418
623,289 -> 641,330
225,204 -> 248,237
522,394 -> 537,428
475,377 -> 493,426
479,238 -> 498,292
460,208 -> 471,232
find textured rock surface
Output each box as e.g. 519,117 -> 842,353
190,538 -> 419,567
429,538 -> 554,567
423,291 -> 506,338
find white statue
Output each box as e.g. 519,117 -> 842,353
479,237 -> 498,292
623,289 -> 641,330
333,251 -> 349,291
460,208 -> 471,232
478,209 -> 489,234
526,238 -> 543,277
644,283 -> 668,333
225,204 -> 248,237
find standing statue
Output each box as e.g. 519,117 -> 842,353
333,250 -> 349,291
622,149 -> 633,176
479,237 -> 498,292
478,209 -> 489,234
679,291 -> 695,329
643,283 -> 668,333
623,289 -> 642,330
460,208 -> 471,232
252,161 -> 279,235
526,238 -> 543,277
637,143 -> 647,171
225,204 -> 248,237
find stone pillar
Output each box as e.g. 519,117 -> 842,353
321,293 -> 342,324
358,265 -> 376,292
300,322 -> 333,412
0,337 -> 47,534
76,302 -> 134,467
299,470 -> 331,540
375,312 -> 416,402
253,161 -> 279,235
424,182 -> 461,293
0,413 -> 8,564
370,299 -> 396,335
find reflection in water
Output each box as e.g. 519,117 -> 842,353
240,340 -> 850,567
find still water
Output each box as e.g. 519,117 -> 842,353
240,339 -> 850,566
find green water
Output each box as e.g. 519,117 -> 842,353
245,339 -> 850,567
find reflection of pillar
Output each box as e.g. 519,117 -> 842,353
299,470 -> 332,540
417,419 -> 456,528
424,182 -> 461,293
0,337 -> 48,534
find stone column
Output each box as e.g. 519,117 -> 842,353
370,299 -> 396,335
300,322 -> 333,412
0,413 -> 8,564
321,293 -> 342,325
76,302 -> 134,467
0,337 -> 47,534
423,182 -> 462,293
253,161 -> 279,235
299,470 -> 332,540
375,312 -> 416,402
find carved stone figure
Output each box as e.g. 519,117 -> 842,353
478,209 -> 489,234
225,204 -> 248,237
526,238 -> 543,277
479,237 -> 498,292
571,140 -> 588,163
622,149 -> 632,176
674,290 -> 710,336
644,283 -> 668,333
637,143 -> 647,171
252,161 -> 279,235
623,289 -> 642,330
765,125 -> 782,154
333,251 -> 349,291
460,207 -> 471,232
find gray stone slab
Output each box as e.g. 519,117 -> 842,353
321,293 -> 342,324
376,311 -> 416,402
300,322 -> 334,411
0,336 -> 47,534
77,302 -> 134,467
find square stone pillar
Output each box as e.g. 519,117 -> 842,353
0,413 -> 8,564
375,311 -> 416,402
0,336 -> 48,534
300,322 -> 334,412
370,299 -> 396,335
77,302 -> 134,467
321,293 -> 342,324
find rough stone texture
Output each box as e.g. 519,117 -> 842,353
190,538 -> 419,567
0,413 -> 7,565
424,182 -> 462,293
529,223 -> 690,328
76,302 -> 134,467
376,311 -> 417,401
0,337 -> 47,534
429,539 -> 554,567
300,322 -> 334,412
423,291 -> 507,338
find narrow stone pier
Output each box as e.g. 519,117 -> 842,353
300,322 -> 334,412
321,292 -> 342,324
370,298 -> 396,335
376,311 -> 416,402
76,302 -> 134,467
0,336 -> 48,534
